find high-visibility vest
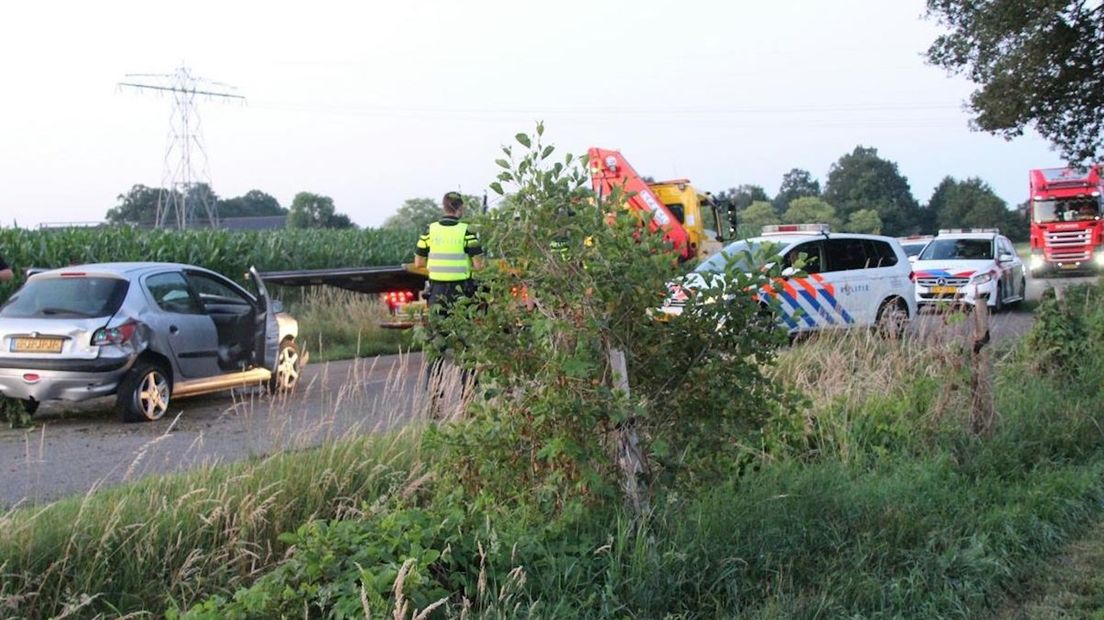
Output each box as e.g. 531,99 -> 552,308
426,221 -> 472,281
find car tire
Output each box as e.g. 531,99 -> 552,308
992,283 -> 1005,313
269,340 -> 301,393
117,360 -> 171,423
875,297 -> 908,339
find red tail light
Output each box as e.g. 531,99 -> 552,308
91,322 -> 137,346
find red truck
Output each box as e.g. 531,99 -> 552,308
1028,165 -> 1104,274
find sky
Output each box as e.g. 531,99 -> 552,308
0,0 -> 1065,229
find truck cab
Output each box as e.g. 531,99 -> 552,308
1028,166 -> 1104,274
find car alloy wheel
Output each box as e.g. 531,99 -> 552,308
271,341 -> 301,393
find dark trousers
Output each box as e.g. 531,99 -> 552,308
425,279 -> 477,399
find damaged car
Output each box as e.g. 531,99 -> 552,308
0,263 -> 302,422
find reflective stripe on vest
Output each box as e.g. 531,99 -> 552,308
427,221 -> 471,281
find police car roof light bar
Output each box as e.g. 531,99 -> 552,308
937,228 -> 1000,235
761,223 -> 831,236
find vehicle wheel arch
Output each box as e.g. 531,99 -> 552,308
874,295 -> 910,339
135,350 -> 175,388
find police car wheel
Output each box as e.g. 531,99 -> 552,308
992,283 -> 1005,313
875,298 -> 908,340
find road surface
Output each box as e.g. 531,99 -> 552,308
0,272 -> 1095,509
0,352 -> 435,509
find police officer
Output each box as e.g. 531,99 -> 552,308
413,191 -> 484,308
413,192 -> 484,406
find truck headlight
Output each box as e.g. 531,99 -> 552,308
1095,251 -> 1104,267
1029,254 -> 1045,271
971,272 -> 994,285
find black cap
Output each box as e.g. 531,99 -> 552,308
444,191 -> 464,210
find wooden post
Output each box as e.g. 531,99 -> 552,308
608,345 -> 650,516
969,288 -> 996,435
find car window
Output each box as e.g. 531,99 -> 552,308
867,240 -> 899,268
1000,238 -> 1015,256
0,277 -> 129,319
822,238 -> 873,272
918,238 -> 994,261
146,272 -> 202,314
187,272 -> 252,306
784,241 -> 824,274
695,240 -> 778,274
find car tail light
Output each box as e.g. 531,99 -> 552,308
23,373 -> 40,383
91,322 -> 137,346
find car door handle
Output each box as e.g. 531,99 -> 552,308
169,325 -> 179,334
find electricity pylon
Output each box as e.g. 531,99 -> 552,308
119,66 -> 244,229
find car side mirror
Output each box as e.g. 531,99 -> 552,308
908,255 -> 918,263
781,266 -> 798,279
998,253 -> 1014,263
270,299 -> 285,313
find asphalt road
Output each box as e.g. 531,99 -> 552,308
0,352 -> 434,509
0,272 -> 1096,509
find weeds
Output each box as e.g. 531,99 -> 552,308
290,287 -> 416,362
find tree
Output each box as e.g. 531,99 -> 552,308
822,146 -> 920,236
740,201 -> 780,232
846,208 -> 883,234
384,198 -> 438,231
286,192 -> 355,229
217,190 -> 286,218
383,194 -> 483,231
783,196 -> 841,230
105,184 -> 162,225
431,127 -> 791,516
716,184 -> 771,212
926,1 -> 1104,163
773,168 -> 820,214
931,177 -> 1018,232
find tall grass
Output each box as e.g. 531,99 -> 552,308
290,287 -> 417,362
0,354 -> 471,618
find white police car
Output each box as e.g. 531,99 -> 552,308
912,229 -> 1025,311
661,224 -> 917,335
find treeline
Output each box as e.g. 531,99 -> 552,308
106,184 -> 356,230
714,145 -> 1029,239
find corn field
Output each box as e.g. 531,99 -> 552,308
0,226 -> 417,299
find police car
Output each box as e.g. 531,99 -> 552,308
897,235 -> 934,259
912,229 -> 1025,311
661,224 -> 917,336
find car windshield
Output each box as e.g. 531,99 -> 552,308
694,240 -> 776,274
1032,198 -> 1101,223
900,242 -> 928,257
918,238 -> 993,261
0,277 -> 129,319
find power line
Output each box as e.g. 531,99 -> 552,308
119,66 -> 245,229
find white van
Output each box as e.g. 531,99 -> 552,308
661,225 -> 917,335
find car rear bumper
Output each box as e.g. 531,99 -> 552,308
0,356 -> 135,402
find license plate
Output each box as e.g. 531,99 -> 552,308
930,285 -> 958,295
11,337 -> 65,354
1060,263 -> 1080,270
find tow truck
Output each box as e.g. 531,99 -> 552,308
1027,165 -> 1104,274
260,148 -> 738,323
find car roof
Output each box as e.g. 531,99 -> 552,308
932,232 -> 999,240
744,232 -> 902,245
29,262 -> 213,279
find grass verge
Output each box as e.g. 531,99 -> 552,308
288,287 -> 417,362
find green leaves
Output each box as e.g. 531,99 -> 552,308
515,133 -> 532,148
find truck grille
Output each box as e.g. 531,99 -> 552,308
1045,229 -> 1092,261
916,277 -> 970,288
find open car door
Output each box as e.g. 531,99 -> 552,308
247,266 -> 281,371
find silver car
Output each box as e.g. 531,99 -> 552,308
0,263 -> 303,422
